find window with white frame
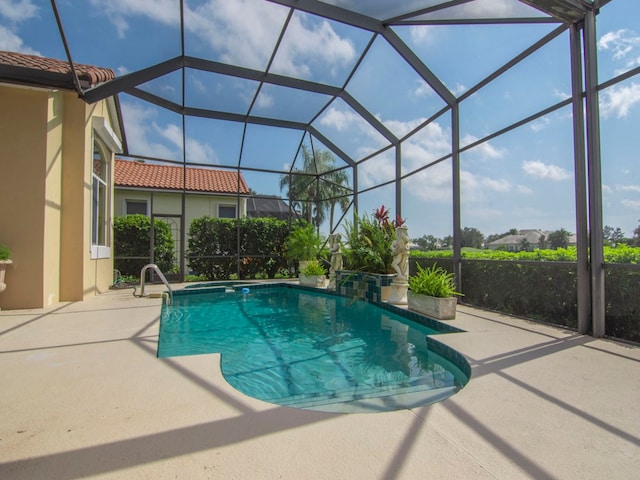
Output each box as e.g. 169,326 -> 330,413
91,138 -> 110,258
218,204 -> 237,219
125,199 -> 148,215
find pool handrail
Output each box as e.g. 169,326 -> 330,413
137,264 -> 173,305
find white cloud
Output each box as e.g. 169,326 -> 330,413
154,123 -> 217,164
320,106 -> 366,132
255,91 -> 274,109
94,0 -> 354,78
89,0 -> 179,38
481,177 -> 511,192
530,117 -> 550,132
413,80 -> 434,98
461,134 -> 504,159
0,0 -> 38,23
271,14 -> 356,78
121,102 -> 176,159
409,25 -> 437,44
621,199 -> 640,209
522,160 -> 571,180
0,25 -> 39,55
516,184 -> 533,195
117,66 -> 130,76
185,0 -> 286,70
404,162 -> 453,203
599,29 -> 640,60
185,138 -> 217,164
600,82 -> 640,118
618,185 -> 640,193
450,83 -> 467,96
599,29 -> 640,75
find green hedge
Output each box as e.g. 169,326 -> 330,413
410,245 -> 640,342
114,215 -> 175,277
187,217 -> 290,280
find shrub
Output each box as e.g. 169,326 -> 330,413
300,259 -> 326,276
114,215 -> 175,277
188,217 -> 289,280
0,244 -> 10,261
284,220 -> 324,262
343,206 -> 404,274
409,263 -> 462,298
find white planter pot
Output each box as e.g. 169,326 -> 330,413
0,260 -> 12,309
299,273 -> 327,288
408,291 -> 457,320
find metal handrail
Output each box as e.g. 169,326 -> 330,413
136,264 -> 173,305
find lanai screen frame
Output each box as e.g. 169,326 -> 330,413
48,0 -> 617,336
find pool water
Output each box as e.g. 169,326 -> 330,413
159,286 -> 469,412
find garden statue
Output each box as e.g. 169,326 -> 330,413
391,226 -> 410,283
389,226 -> 409,305
328,233 -> 343,290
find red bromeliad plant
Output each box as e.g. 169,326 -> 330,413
344,205 -> 406,274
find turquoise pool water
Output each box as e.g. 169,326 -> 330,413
159,285 -> 469,412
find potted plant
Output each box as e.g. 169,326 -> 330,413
298,259 -> 327,288
284,220 -> 324,271
0,244 -> 12,302
408,263 -> 462,320
339,206 -> 405,302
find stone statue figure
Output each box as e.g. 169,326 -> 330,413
328,233 -> 343,290
329,233 -> 343,273
391,226 -> 409,283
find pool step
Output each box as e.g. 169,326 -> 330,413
275,383 -> 458,412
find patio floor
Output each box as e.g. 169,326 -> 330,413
1,285 -> 639,479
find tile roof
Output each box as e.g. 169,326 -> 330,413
114,159 -> 249,195
0,51 -> 115,89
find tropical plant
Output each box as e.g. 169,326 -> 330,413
284,220 -> 324,262
409,263 -> 462,298
279,144 -> 350,230
0,244 -> 10,261
343,205 -> 405,274
300,259 -> 326,276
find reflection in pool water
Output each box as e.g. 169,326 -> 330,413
159,285 -> 469,412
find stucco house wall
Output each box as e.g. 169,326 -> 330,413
0,84 -> 121,309
113,189 -> 248,231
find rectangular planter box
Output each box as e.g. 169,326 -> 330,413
408,291 -> 457,320
299,273 -> 327,288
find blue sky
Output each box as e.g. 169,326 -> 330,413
1,0 -> 638,240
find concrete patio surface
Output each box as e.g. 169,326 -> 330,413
1,285 -> 639,479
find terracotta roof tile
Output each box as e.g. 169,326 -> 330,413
0,50 -> 115,88
114,159 -> 249,195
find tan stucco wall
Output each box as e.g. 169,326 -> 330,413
0,84 -> 119,309
114,189 -> 248,231
0,85 -> 48,309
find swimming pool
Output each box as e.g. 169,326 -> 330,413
159,284 -> 470,413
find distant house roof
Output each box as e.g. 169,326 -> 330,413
247,196 -> 299,220
0,50 -> 115,90
114,158 -> 249,195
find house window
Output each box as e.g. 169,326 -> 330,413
125,199 -> 148,215
91,139 -> 111,258
218,204 -> 237,219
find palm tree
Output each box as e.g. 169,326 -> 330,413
280,144 -> 351,230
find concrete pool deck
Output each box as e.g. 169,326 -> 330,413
1,285 -> 639,479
